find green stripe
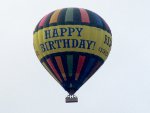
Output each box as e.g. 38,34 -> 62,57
65,8 -> 74,22
67,55 -> 73,77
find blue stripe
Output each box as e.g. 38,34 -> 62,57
79,58 -> 96,82
87,10 -> 104,28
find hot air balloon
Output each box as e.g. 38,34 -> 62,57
33,8 -> 112,103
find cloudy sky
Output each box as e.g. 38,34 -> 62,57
0,0 -> 150,113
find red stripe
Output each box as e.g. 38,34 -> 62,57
79,8 -> 90,23
75,56 -> 86,80
39,14 -> 48,27
47,59 -> 62,82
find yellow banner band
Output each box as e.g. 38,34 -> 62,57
33,25 -> 112,61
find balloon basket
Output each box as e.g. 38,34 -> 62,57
65,95 -> 78,103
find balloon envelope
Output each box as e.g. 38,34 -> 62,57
33,8 -> 112,95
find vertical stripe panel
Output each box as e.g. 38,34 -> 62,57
55,56 -> 67,81
80,58 -> 96,82
50,9 -> 61,23
42,62 -> 61,84
79,8 -> 90,23
47,59 -> 62,82
65,8 -> 74,22
57,8 -> 67,24
75,56 -> 86,80
101,18 -> 111,34
73,8 -> 81,23
89,61 -> 101,75
87,10 -> 104,27
39,14 -> 48,27
83,61 -> 102,84
67,55 -> 73,77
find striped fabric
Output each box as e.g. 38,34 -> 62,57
41,52 -> 104,94
34,8 -> 111,95
34,8 -> 111,34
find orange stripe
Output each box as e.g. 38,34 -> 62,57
49,9 -> 61,23
47,59 -> 62,82
75,56 -> 86,80
79,8 -> 90,23
55,56 -> 67,81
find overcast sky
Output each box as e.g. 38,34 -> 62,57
0,0 -> 150,113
